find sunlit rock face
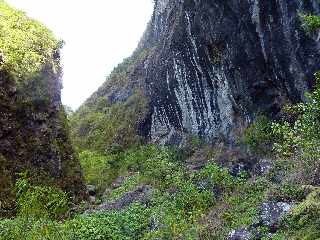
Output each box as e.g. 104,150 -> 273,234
140,0 -> 320,144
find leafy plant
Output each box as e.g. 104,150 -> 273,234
301,13 -> 320,33
15,172 -> 69,220
244,115 -> 274,154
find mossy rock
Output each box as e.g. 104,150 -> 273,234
0,1 -> 86,217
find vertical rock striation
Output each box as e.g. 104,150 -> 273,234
73,0 -> 320,149
141,0 -> 320,144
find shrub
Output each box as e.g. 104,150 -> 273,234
244,115 -> 274,154
195,164 -> 237,195
272,73 -> 320,160
301,13 -> 320,33
282,189 -> 320,239
79,150 -> 115,194
64,203 -> 151,240
15,172 -> 69,220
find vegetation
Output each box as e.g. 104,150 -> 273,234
0,146 -> 239,239
244,115 -> 274,154
301,13 -> 320,34
70,47 -> 150,154
0,0 -> 60,81
2,1 -> 320,239
0,1 -> 85,218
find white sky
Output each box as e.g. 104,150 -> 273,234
6,0 -> 154,110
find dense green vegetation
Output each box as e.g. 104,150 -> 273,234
1,2 -> 320,239
0,0 -> 60,81
70,49 -> 151,154
0,0 -> 85,219
301,13 -> 320,33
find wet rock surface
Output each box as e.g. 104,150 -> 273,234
76,0 -> 320,148
0,66 -> 85,213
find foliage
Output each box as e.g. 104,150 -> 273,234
280,188 -> 320,239
70,48 -> 150,154
0,203 -> 150,240
106,174 -> 143,201
15,172 -> 69,220
244,115 -> 274,154
222,179 -> 268,231
0,0 -> 60,81
64,203 -> 150,240
0,145 -> 243,240
301,13 -> 320,33
195,163 -> 238,195
270,92 -> 320,156
268,183 -> 307,202
79,150 -> 115,195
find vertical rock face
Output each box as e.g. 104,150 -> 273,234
73,0 -> 320,149
0,64 -> 85,214
141,0 -> 320,144
0,1 -> 85,215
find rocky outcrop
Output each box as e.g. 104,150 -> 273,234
141,0 -> 320,145
0,66 -> 85,215
228,201 -> 293,239
259,201 -> 292,231
91,185 -> 152,212
0,2 -> 85,216
74,0 -> 320,148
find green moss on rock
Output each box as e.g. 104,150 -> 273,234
0,1 -> 85,217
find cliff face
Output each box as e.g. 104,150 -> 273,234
142,0 -> 320,144
0,1 -> 85,215
73,0 -> 320,149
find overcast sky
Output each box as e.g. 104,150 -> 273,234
6,0 -> 154,110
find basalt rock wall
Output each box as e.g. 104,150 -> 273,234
141,0 -> 320,144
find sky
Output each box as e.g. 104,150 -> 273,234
6,0 -> 154,110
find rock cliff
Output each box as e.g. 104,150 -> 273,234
73,0 -> 320,149
0,1 -> 85,215
143,0 -> 320,144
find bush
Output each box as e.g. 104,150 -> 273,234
282,189 -> 320,239
195,164 -> 237,195
301,14 -> 320,33
244,115 -> 274,154
0,203 -> 150,240
270,72 -> 320,184
79,150 -> 115,194
15,172 -> 69,220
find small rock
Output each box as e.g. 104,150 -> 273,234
94,185 -> 152,212
228,228 -> 253,240
89,196 -> 96,203
259,201 -> 292,232
254,159 -> 273,176
112,176 -> 126,189
86,185 -> 96,196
